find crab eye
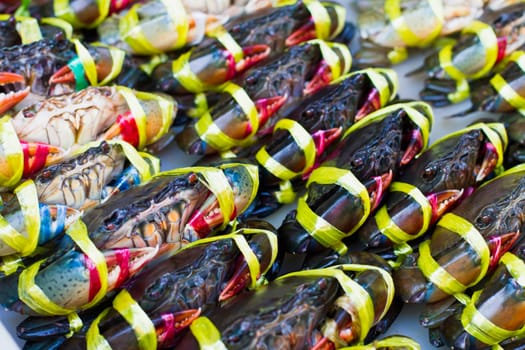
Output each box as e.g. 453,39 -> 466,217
351,157 -> 364,169
423,165 -> 437,180
244,75 -> 258,86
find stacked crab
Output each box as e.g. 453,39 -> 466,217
0,0 -> 524,350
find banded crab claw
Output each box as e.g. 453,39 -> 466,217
277,102 -> 433,257
394,164 -> 525,305
18,225 -> 278,349
0,72 -> 30,114
0,242 -> 158,315
356,122 -> 508,252
177,261 -> 394,350
151,0 -> 348,95
175,40 -> 352,155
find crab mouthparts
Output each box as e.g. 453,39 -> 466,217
236,45 -> 271,74
426,189 -> 464,224
0,72 -> 29,114
286,20 -> 317,47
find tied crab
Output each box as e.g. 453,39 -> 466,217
0,38 -> 153,114
177,257 -> 395,350
243,68 -> 399,217
394,164 -> 525,305
414,3 -> 525,105
18,224 -> 278,349
2,85 -> 175,159
277,102 -> 433,258
0,15 -> 72,49
421,49 -> 525,113
175,39 -> 352,156
149,0 -> 349,94
352,122 -> 507,253
0,163 -> 259,315
499,111 -> 525,167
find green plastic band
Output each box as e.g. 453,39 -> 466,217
0,180 -> 40,256
375,182 -> 432,244
112,289 -> 157,350
54,0 -> 109,28
86,308 -> 112,350
0,116 -> 24,188
384,0 -> 443,47
72,39 -> 98,87
190,316 -> 228,350
296,167 -> 370,255
255,118 -> 316,181
195,83 -> 258,151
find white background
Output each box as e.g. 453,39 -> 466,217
0,2 -> 495,348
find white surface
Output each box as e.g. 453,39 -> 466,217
0,5 -> 498,350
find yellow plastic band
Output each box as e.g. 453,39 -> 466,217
387,47 -> 408,65
54,0 -> 109,28
217,162 -> 259,216
0,116 -> 24,187
116,86 -> 147,149
0,255 -> 24,276
490,74 -> 525,111
111,140 -> 157,182
274,180 -> 297,204
375,182 -> 432,244
190,316 -> 228,350
172,50 -> 209,93
461,289 -> 525,345
340,336 -> 421,349
158,167 -> 235,228
86,308 -> 112,350
439,21 -> 498,81
384,0 -> 443,47
0,180 -> 40,256
120,0 -> 188,54
448,79 -> 470,104
255,118 -> 316,181
112,290 -> 157,350
40,17 -> 73,39
342,102 -> 433,155
208,26 -> 243,63
72,39 -> 98,87
364,68 -> 398,106
500,252 -> 525,287
93,44 -> 126,86
296,167 -> 370,255
66,312 -> 83,337
195,83 -> 258,151
15,16 -> 42,44
278,264 -> 393,342
304,0 -> 331,40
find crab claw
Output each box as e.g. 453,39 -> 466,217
0,72 -> 29,114
185,196 -> 225,239
254,95 -> 288,133
286,20 -> 317,47
355,88 -> 382,122
400,128 -> 424,166
304,62 -> 333,95
103,246 -> 159,298
21,141 -> 65,177
103,111 -> 139,147
487,231 -> 520,268
365,171 -> 393,211
110,0 -> 133,13
235,45 -> 271,74
156,309 -> 202,345
426,189 -> 464,225
219,255 -> 254,302
312,128 -> 343,158
475,141 -> 499,182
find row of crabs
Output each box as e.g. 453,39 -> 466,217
0,0 -> 525,349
